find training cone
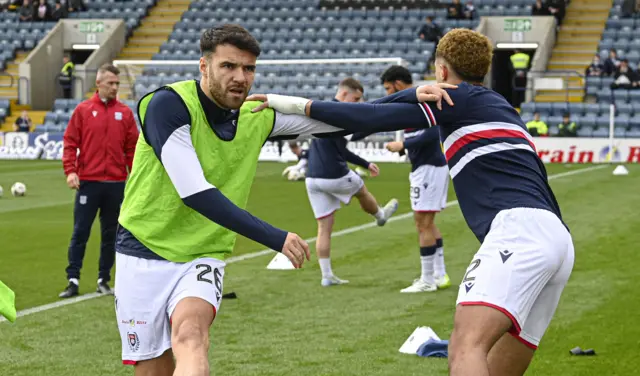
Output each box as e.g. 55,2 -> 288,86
266,252 -> 296,270
613,165 -> 629,176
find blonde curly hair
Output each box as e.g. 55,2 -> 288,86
435,28 -> 493,82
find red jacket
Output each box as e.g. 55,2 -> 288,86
63,92 -> 139,182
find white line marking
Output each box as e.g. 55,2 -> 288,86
0,164 -> 608,323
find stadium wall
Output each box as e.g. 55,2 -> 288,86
0,132 -> 638,164
19,19 -> 127,109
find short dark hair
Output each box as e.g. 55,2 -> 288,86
380,65 -> 412,85
339,77 -> 364,93
200,24 -> 261,58
98,63 -> 120,76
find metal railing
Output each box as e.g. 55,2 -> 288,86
515,70 -> 585,104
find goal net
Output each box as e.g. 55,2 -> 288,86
113,57 -> 411,163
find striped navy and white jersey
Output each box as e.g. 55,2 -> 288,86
307,82 -> 564,243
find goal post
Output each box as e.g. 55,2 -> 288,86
113,57 -> 411,163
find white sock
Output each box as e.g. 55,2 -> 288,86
420,255 -> 435,284
69,278 -> 79,286
319,258 -> 333,278
435,247 -> 446,277
374,207 -> 385,220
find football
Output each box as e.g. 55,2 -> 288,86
0,184 -> 3,198
11,182 -> 26,197
287,169 -> 303,181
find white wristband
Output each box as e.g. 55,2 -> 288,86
266,94 -> 310,115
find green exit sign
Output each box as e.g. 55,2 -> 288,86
504,18 -> 532,32
79,21 -> 105,33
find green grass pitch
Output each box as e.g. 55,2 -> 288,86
0,160 -> 639,375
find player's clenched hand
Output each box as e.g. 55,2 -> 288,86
415,83 -> 458,110
66,172 -> 80,190
386,141 -> 404,153
368,163 -> 380,177
281,232 -> 310,268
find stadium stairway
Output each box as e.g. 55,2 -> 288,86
539,0 -> 613,102
82,0 -> 191,100
0,52 -> 44,132
118,0 -> 191,60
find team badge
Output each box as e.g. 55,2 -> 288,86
115,112 -> 123,121
79,195 -> 87,205
127,332 -> 140,352
92,111 -> 97,117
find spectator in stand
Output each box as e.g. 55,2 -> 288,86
532,0 -> 549,15
418,16 -> 442,74
463,1 -> 477,20
604,49 -> 621,76
59,63 -> 139,299
525,112 -> 548,137
611,59 -> 639,89
557,113 -> 578,137
621,0 -> 640,18
51,0 -> 67,20
546,0 -> 566,27
585,54 -> 605,77
447,0 -> 464,20
13,110 -> 32,132
18,0 -> 33,22
67,0 -> 85,12
34,0 -> 49,21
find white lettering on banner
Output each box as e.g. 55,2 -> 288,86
0,132 -> 64,160
0,134 -> 638,164
532,138 -> 640,164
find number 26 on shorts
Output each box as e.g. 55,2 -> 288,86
196,264 -> 223,295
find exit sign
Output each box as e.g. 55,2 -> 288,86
79,21 -> 105,33
504,18 -> 532,32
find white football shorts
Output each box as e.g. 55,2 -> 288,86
114,253 -> 225,364
456,207 -> 575,349
305,170 -> 364,219
409,164 -> 450,212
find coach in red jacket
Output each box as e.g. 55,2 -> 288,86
59,63 -> 139,299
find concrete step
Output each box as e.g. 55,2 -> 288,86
127,37 -> 169,46
121,46 -> 160,54
140,19 -> 179,27
534,94 -> 584,102
551,51 -> 599,60
547,62 -> 589,72
559,27 -> 604,37
133,29 -> 174,37
117,51 -> 156,60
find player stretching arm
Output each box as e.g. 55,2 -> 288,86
250,28 -> 574,376
115,24 -> 367,376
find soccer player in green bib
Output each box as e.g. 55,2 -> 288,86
113,25 -> 370,375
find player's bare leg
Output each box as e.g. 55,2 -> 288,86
448,305 -> 513,376
170,297 -> 215,376
401,212 -> 438,292
134,350 -> 175,376
316,213 -> 348,286
353,185 -> 398,226
487,333 -> 535,376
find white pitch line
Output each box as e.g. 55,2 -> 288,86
0,164 -> 608,323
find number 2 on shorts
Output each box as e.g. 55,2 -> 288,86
462,259 -> 481,283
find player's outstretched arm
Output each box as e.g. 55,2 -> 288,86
143,90 -> 310,267
248,85 -> 455,135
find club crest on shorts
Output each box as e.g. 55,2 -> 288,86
127,332 -> 140,352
